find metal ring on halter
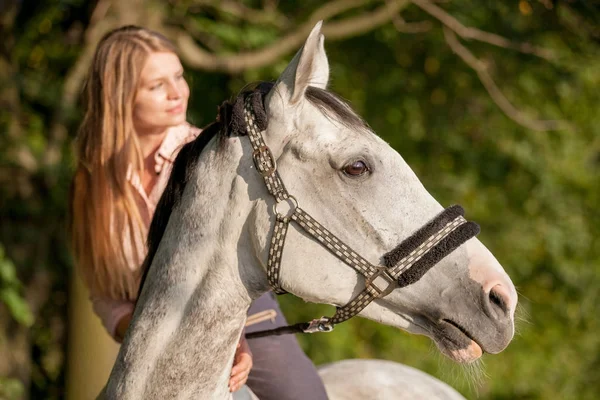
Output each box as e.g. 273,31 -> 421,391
303,317 -> 334,333
274,195 -> 298,220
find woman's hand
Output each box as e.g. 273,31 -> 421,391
229,335 -> 253,392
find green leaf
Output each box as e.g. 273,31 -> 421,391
0,288 -> 34,327
0,377 -> 25,400
0,257 -> 19,287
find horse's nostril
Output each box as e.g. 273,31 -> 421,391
490,289 -> 505,311
488,284 -> 510,318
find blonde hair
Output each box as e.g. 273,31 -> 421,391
70,26 -> 177,300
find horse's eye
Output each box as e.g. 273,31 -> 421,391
343,160 -> 369,176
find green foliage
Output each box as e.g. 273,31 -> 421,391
191,16 -> 279,50
0,245 -> 34,327
0,377 -> 25,400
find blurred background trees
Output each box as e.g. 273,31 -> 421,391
1,0 -> 598,399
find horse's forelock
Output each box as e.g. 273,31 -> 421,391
305,86 -> 369,132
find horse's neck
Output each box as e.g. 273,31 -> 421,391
108,137 -> 266,399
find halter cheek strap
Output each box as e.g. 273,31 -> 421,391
242,92 -> 479,338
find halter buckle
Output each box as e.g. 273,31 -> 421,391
366,267 -> 396,297
252,145 -> 276,176
303,317 -> 334,333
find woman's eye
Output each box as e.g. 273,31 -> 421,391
343,160 -> 369,176
150,82 -> 163,90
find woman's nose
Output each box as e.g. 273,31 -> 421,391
167,81 -> 182,99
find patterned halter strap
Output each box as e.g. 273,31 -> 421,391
242,92 -> 480,338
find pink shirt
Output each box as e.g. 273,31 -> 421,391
91,122 -> 201,339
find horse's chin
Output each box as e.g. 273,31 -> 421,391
437,339 -> 483,363
434,320 -> 483,363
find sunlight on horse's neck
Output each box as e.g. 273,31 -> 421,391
109,137 -> 264,399
170,137 -> 260,396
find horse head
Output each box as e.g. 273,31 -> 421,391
247,22 -> 517,363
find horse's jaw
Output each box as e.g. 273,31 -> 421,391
354,295 -> 489,363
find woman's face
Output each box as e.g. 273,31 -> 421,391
133,51 -> 190,134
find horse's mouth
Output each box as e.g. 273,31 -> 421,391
434,319 -> 483,363
375,301 -> 485,363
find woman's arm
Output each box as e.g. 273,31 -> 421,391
90,296 -> 135,342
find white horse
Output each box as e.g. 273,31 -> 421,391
104,22 -> 517,399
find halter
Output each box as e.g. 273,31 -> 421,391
241,91 -> 480,338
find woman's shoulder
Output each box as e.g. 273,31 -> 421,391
158,122 -> 202,162
170,121 -> 201,145
187,122 -> 202,140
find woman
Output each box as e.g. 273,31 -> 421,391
69,26 -> 328,399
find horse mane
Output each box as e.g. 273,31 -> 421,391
136,82 -> 367,301
305,86 -> 369,131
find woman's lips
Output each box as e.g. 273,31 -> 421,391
167,104 -> 184,114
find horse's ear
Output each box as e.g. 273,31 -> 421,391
275,21 -> 329,104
